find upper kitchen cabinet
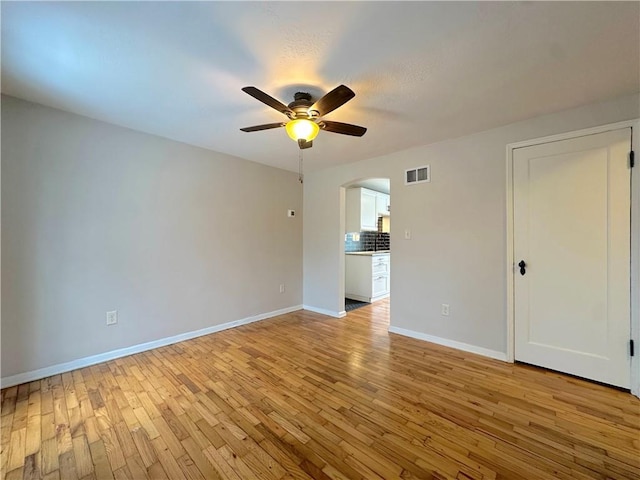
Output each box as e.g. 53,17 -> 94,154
376,192 -> 390,216
346,187 -> 391,232
346,187 -> 377,231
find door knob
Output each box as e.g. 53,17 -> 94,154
518,260 -> 526,276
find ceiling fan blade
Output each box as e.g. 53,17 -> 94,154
321,121 -> 367,137
240,122 -> 285,132
309,85 -> 355,116
242,87 -> 293,116
298,139 -> 313,150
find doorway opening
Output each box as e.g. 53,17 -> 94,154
340,178 -> 391,314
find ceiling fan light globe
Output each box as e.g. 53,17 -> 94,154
285,119 -> 319,142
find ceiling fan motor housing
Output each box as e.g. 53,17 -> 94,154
288,92 -> 316,118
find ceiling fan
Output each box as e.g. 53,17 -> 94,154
240,85 -> 367,149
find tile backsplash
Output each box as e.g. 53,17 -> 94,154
345,231 -> 390,252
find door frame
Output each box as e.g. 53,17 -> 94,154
506,119 -> 640,396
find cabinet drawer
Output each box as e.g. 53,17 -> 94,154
372,254 -> 390,263
372,261 -> 390,275
372,255 -> 390,275
372,275 -> 389,297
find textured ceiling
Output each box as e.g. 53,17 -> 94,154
2,2 -> 639,172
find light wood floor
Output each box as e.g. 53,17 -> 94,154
2,299 -> 639,479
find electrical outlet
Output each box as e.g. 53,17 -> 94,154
106,310 -> 118,326
441,304 -> 450,316
279,284 -> 285,293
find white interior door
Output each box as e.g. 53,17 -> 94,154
513,128 -> 631,388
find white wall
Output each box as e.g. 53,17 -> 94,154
303,93 -> 639,355
1,95 -> 303,379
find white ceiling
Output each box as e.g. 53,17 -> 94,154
2,2 -> 638,173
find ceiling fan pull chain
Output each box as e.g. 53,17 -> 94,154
299,149 -> 304,184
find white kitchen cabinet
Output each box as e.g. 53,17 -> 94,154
376,192 -> 390,216
372,275 -> 390,298
345,253 -> 390,302
346,187 -> 378,232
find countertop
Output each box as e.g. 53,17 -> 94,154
346,250 -> 390,256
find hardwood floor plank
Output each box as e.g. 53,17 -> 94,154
3,467 -> 22,480
22,453 -> 39,480
181,437 -> 223,480
201,446 -> 242,480
58,450 -> 78,480
151,437 -> 186,480
146,461 -> 168,479
123,455 -> 148,480
87,440 -> 113,480
6,428 -> 25,472
71,435 -> 94,478
130,428 -> 156,469
217,445 -> 261,479
2,299 -> 638,479
98,428 -> 126,472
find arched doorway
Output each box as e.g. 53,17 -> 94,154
340,178 -> 391,313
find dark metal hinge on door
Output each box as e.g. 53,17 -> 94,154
630,150 -> 635,168
631,339 -> 635,357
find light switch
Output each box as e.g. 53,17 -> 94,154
404,229 -> 411,240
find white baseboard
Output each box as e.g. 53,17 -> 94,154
346,293 -> 390,303
344,294 -> 370,303
1,304 -> 303,389
302,305 -> 346,318
388,326 -> 508,362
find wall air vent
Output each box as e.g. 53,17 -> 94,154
405,165 -> 430,185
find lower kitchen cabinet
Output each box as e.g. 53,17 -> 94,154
345,253 -> 390,302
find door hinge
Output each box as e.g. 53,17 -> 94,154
631,339 -> 635,357
630,150 -> 635,168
